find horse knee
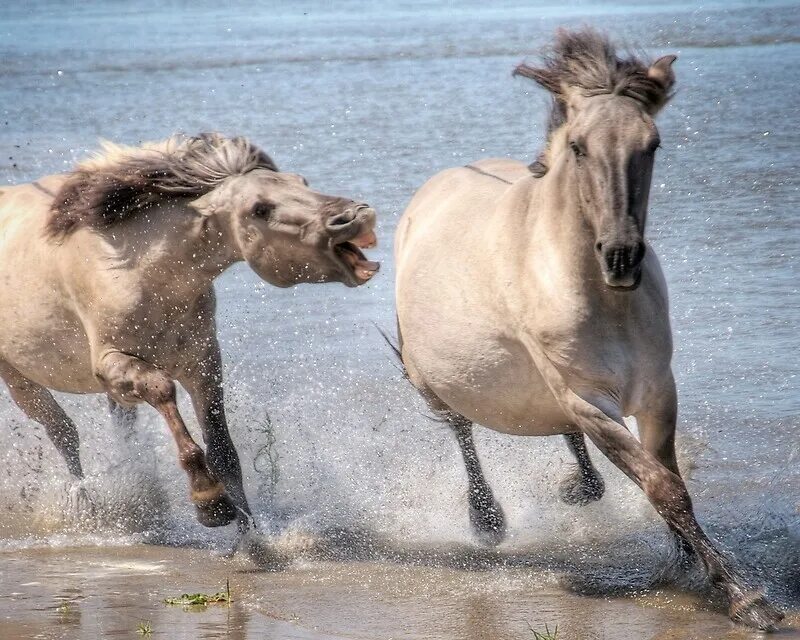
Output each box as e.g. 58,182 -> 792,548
97,352 -> 175,407
178,442 -> 205,473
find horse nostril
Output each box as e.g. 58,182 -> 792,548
595,241 -> 603,254
602,243 -> 645,277
327,211 -> 356,228
605,248 -> 621,275
631,241 -> 646,267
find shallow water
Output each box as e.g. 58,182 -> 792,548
2,545 -> 799,640
0,0 -> 798,637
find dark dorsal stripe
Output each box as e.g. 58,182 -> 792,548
464,165 -> 512,185
32,181 -> 56,198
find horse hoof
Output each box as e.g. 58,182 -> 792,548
66,481 -> 97,526
730,592 -> 784,632
194,492 -> 237,528
469,502 -> 506,547
236,532 -> 292,571
558,468 -> 605,506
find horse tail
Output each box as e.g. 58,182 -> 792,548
373,320 -> 408,379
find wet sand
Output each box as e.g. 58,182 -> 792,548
1,545 -> 798,640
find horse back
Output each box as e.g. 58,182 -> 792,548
0,174 -> 66,228
395,158 -> 527,264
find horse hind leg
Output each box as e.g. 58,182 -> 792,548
391,325 -> 504,545
559,431 -> 605,506
0,361 -> 83,479
448,413 -> 507,546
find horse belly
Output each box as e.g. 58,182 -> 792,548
0,304 -> 100,393
0,209 -> 100,393
404,326 -> 570,436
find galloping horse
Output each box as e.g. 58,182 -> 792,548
394,30 -> 782,630
0,133 -> 379,532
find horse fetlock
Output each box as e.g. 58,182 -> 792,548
179,444 -> 207,473
559,467 -> 605,506
468,486 -> 506,546
729,591 -> 784,632
190,480 -> 225,504
193,486 -> 237,528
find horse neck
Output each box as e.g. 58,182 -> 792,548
509,160 -> 597,283
117,201 -> 240,293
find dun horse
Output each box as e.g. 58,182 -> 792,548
0,133 -> 379,532
394,30 -> 782,630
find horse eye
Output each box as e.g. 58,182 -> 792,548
252,201 -> 275,219
570,141 -> 585,157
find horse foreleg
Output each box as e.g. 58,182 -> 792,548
0,361 -> 83,478
559,431 -> 605,505
636,376 -> 695,571
182,369 -> 252,534
96,351 -> 236,528
448,413 -> 506,546
560,389 -> 783,631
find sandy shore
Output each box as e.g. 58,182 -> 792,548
0,544 -> 797,640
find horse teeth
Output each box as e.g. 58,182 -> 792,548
352,230 -> 377,248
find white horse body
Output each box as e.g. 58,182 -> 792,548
396,159 -> 672,436
0,175 -> 214,394
0,133 -> 380,534
393,30 -> 782,629
0,176 -> 101,392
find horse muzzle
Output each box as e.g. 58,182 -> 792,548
596,241 -> 645,290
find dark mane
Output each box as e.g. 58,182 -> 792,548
514,28 -> 675,176
48,133 -> 278,237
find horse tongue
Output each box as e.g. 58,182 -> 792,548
355,258 -> 380,280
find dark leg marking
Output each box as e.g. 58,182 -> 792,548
449,414 -> 507,546
187,378 -> 253,534
559,431 -> 605,506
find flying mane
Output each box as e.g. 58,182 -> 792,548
48,133 -> 278,237
513,28 -> 675,176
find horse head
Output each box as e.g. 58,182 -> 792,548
515,30 -> 676,290
191,169 -> 379,288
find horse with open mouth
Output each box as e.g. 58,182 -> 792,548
0,132 -> 379,537
394,29 -> 783,630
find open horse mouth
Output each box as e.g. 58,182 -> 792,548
334,230 -> 380,283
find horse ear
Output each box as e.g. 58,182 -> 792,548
647,55 -> 677,91
188,191 -> 216,217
